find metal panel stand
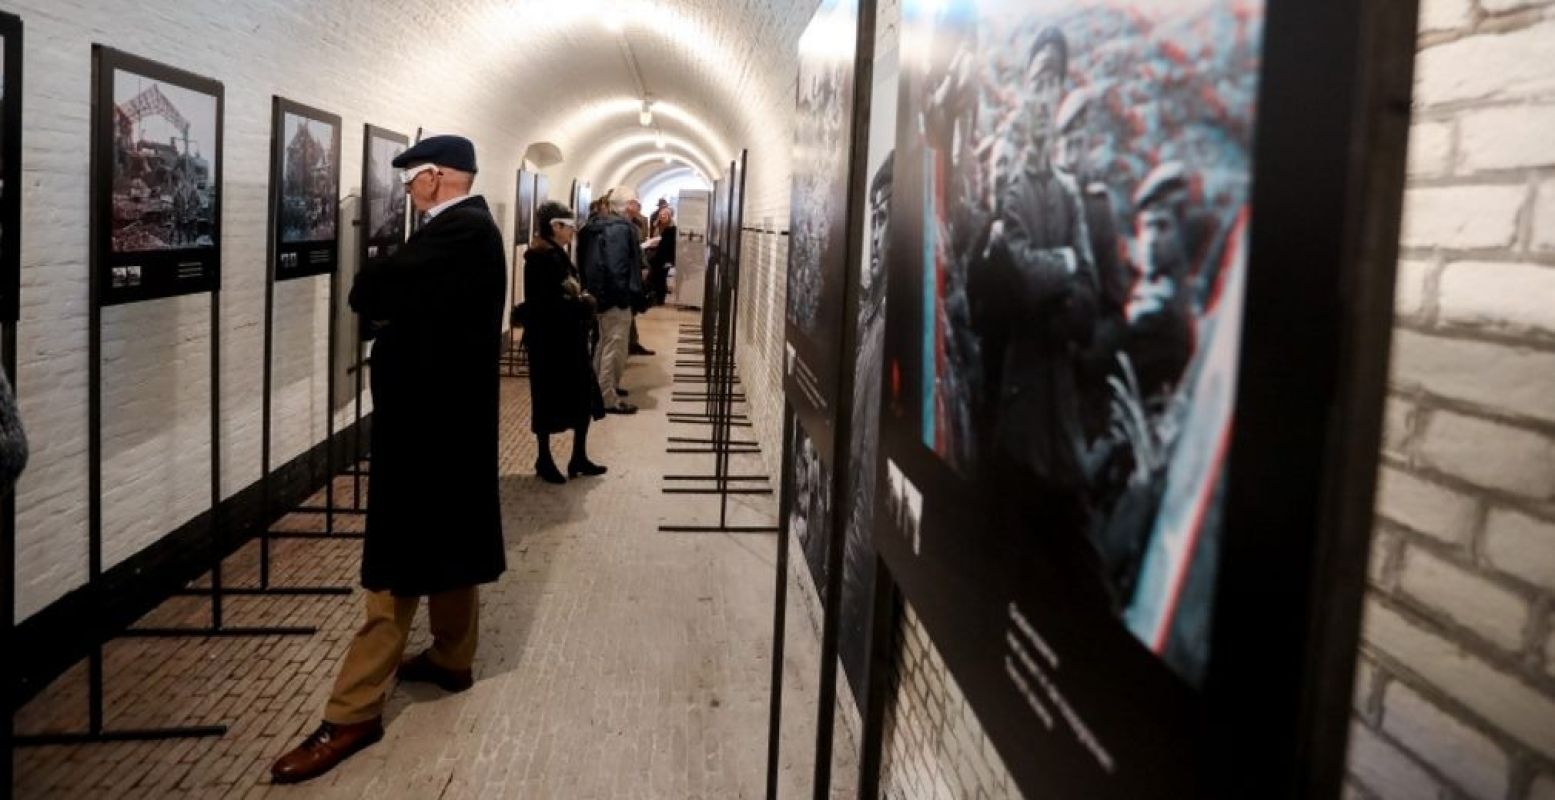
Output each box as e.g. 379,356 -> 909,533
660,153 -> 777,536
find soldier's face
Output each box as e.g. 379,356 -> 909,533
867,188 -> 890,288
1026,49 -> 1063,150
1056,130 -> 1085,173
1138,207 -> 1185,278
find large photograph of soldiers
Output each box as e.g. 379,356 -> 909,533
279,112 -> 337,244
783,0 -> 859,455
363,126 -> 406,258
875,0 -> 1262,793
109,68 -> 218,254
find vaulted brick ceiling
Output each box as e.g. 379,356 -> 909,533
471,0 -> 820,192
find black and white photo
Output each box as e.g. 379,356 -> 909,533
270,98 -> 340,280
93,46 -> 223,305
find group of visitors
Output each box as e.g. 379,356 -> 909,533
525,183 -> 678,473
269,136 -> 679,784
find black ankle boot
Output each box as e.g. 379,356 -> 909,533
536,459 -> 567,484
567,458 -> 607,478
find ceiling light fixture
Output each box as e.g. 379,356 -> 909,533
639,99 -> 653,127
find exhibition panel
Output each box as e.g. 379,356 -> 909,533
252,95 -> 357,594
768,0 -> 882,797
514,168 -> 535,245
93,48 -> 223,306
863,0 -> 1415,796
270,98 -> 342,281
0,10 -> 19,324
782,0 -> 862,462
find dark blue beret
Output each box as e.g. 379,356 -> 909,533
392,134 -> 478,173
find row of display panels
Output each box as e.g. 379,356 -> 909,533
775,0 -> 1416,796
0,19 -> 543,313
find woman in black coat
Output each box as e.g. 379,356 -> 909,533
646,205 -> 676,304
523,201 -> 607,483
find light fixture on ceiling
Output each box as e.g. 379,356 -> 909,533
639,98 -> 653,127
655,130 -> 665,150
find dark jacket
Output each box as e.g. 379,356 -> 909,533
648,225 -> 677,272
523,236 -> 605,434
973,163 -> 1097,490
577,214 -> 644,310
349,195 -> 507,596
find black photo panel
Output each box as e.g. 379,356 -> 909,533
269,97 -> 341,281
360,124 -> 408,269
92,46 -> 223,306
871,0 -> 1414,795
783,0 -> 861,458
0,12 -> 21,322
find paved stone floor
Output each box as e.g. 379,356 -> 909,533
11,308 -> 831,799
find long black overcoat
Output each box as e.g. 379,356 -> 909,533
522,236 -> 604,434
349,195 -> 507,596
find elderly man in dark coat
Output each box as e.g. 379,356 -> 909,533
272,135 -> 506,784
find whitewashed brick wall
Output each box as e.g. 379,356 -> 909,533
1348,2 -> 1555,799
8,0 -> 541,619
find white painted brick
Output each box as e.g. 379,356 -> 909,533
1415,21 -> 1555,107
1355,658 -> 1378,714
1390,330 -> 1555,424
1382,399 -> 1415,458
1457,105 -> 1555,172
1363,600 -> 1555,759
1406,121 -> 1454,178
1481,0 -> 1542,13
1400,185 -> 1524,251
1417,411 -> 1555,499
1419,0 -> 1473,32
1483,507 -> 1555,591
1398,545 -> 1527,651
1393,260 -> 1432,319
1347,723 -> 1445,800
1381,680 -> 1510,800
1531,773 -> 1555,800
1438,262 -> 1555,339
1371,527 -> 1399,586
1375,466 -> 1478,546
1536,178 -> 1555,252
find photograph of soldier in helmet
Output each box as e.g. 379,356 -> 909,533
884,0 -> 1261,688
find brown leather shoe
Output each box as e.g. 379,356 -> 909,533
398,650 -> 474,693
270,718 -> 384,784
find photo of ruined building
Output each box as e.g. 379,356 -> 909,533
110,68 -> 217,253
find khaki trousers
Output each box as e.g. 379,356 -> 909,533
323,587 -> 479,724
594,306 -> 632,403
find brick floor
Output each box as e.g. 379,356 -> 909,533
11,308 -> 834,799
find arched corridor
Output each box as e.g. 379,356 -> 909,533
4,0 -> 1554,798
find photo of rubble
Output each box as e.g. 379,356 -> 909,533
366,131 -> 406,244
110,68 -> 218,253
279,112 -> 337,243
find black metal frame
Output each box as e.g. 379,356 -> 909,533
229,94 -> 358,599
14,48 -> 308,750
851,0 -> 1420,796
1,10 -> 21,788
762,2 -> 880,795
660,151 -> 778,533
